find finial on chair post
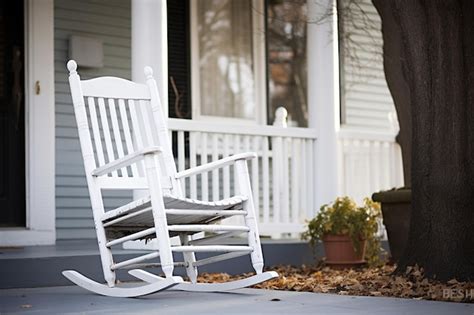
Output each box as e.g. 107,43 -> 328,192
144,66 -> 154,80
67,60 -> 78,74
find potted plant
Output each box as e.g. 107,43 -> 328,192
302,196 -> 382,268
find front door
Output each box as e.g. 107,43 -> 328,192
0,1 -> 26,227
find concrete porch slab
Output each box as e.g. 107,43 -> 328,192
1,286 -> 472,315
0,239 -> 320,289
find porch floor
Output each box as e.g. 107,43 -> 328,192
0,239 -> 318,289
1,285 -> 472,315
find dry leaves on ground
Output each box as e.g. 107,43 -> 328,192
197,264 -> 474,303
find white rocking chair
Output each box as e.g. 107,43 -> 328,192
63,60 -> 278,297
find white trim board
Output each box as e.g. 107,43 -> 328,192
0,0 -> 55,246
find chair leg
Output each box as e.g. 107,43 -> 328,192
91,195 -> 116,287
154,223 -> 174,278
144,154 -> 175,278
179,234 -> 198,283
243,200 -> 264,274
97,227 -> 116,287
235,160 -> 264,274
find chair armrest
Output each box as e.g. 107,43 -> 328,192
92,146 -> 162,176
175,152 -> 257,179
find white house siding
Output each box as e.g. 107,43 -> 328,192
337,0 -> 404,203
339,0 -> 395,129
54,0 -> 132,239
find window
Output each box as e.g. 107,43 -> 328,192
190,0 -> 307,126
191,0 -> 265,123
266,0 -> 308,127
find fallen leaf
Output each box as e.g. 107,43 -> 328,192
195,264 -> 474,303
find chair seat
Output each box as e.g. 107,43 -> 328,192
102,194 -> 248,240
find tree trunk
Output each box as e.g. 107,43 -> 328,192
374,0 -> 474,281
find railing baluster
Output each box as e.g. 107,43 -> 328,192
382,142 -> 391,189
178,130 -> 186,194
368,140 -> 375,193
243,135 -> 250,153
201,133 -> 208,201
307,139 -> 314,217
301,139 -> 308,218
212,134 -> 219,200
233,134 -> 241,195
312,139 -> 317,216
373,141 -> 381,190
262,136 -> 270,225
282,137 -> 290,224
190,132 -> 198,199
291,139 -> 299,224
251,136 -> 260,219
272,136 -> 282,224
223,134 -> 230,199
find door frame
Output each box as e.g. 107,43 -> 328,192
0,0 -> 55,246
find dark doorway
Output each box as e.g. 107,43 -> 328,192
0,1 -> 26,227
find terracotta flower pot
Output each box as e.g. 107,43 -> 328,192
322,234 -> 366,269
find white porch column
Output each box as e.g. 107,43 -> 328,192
132,0 -> 168,194
128,1 -> 168,249
131,0 -> 168,116
307,0 -> 340,208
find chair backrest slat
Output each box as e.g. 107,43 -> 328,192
87,96 -> 106,168
97,97 -> 117,177
128,99 -> 146,177
67,60 -> 181,196
108,98 -> 128,177
128,99 -> 144,149
138,99 -> 155,148
118,98 -> 139,177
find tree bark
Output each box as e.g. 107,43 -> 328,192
375,0 -> 474,281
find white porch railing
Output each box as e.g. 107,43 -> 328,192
168,118 -> 318,236
337,126 -> 404,240
338,127 -> 404,203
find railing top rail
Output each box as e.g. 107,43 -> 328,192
167,118 -> 318,139
338,126 -> 397,142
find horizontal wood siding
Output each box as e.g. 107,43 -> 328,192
339,0 -> 396,130
54,0 -> 132,239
